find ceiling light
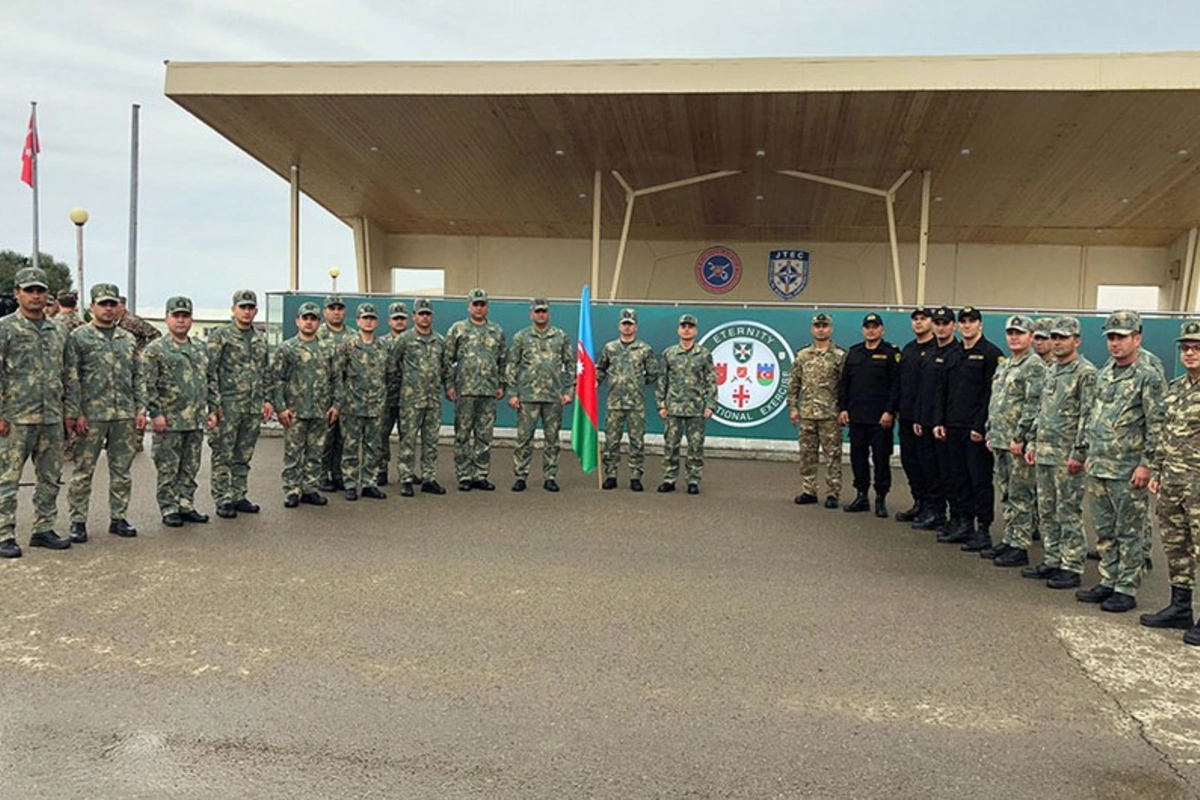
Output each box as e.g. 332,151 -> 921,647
369,145 -> 380,153
414,188 -> 423,195
554,149 -> 565,156
933,196 -> 944,202
1179,148 -> 1190,157
755,149 -> 766,158
755,194 -> 765,201
578,192 -> 587,199
960,148 -> 971,156
1095,227 -> 1105,233
448,220 -> 457,226
1119,197 -> 1130,204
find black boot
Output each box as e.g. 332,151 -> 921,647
843,491 -> 870,513
895,500 -> 922,522
1185,622 -> 1200,646
1139,586 -> 1194,630
874,494 -> 888,518
937,516 -> 973,544
911,506 -> 945,530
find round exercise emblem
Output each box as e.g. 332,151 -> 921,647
699,320 -> 794,428
694,246 -> 743,294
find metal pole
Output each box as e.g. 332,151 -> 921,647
127,104 -> 140,308
590,170 -> 601,297
776,169 -> 888,198
289,165 -> 300,290
886,193 -> 904,307
917,170 -> 932,306
75,224 -> 85,296
30,102 -> 39,271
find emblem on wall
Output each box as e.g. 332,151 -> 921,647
694,246 -> 743,294
767,249 -> 810,299
699,320 -> 794,428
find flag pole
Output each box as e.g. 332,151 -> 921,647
30,101 -> 39,271
127,103 -> 141,309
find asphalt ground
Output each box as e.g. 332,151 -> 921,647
2,438 -> 1198,799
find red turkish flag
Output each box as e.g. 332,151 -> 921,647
20,113 -> 38,187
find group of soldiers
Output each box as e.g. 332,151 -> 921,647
787,305 -> 1200,647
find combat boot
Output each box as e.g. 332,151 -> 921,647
937,515 -> 973,544
912,507 -> 945,531
993,547 -> 1029,567
843,491 -> 870,513
1185,622 -> 1200,646
960,526 -> 992,552
874,494 -> 888,518
1139,586 -> 1193,630
895,501 -> 922,523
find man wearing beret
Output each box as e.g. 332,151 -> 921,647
789,313 -> 847,508
506,298 -> 574,492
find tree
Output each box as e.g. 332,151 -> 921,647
0,250 -> 73,296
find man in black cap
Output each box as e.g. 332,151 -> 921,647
894,307 -> 935,522
911,306 -> 958,531
933,306 -> 1003,546
837,313 -> 900,517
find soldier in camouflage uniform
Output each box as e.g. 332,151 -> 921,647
788,312 -> 847,508
118,295 -> 162,453
0,267 -> 77,557
1032,318 -> 1056,364
1141,321 -> 1200,644
55,291 -> 85,333
444,288 -> 506,492
144,296 -> 217,527
207,289 -> 272,519
507,298 -> 574,492
65,283 -> 144,542
339,303 -> 389,501
597,307 -> 660,492
318,295 -> 353,491
392,298 -> 449,496
377,301 -> 409,486
272,302 -> 343,507
656,313 -> 717,494
981,315 -> 1046,566
1021,316 -> 1096,587
1076,310 -> 1167,613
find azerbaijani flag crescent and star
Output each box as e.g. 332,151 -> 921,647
570,284 -> 599,473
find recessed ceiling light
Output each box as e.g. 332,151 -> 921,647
1119,197 -> 1130,204
960,148 -> 971,156
369,145 -> 380,153
755,149 -> 766,158
414,188 -> 423,195
933,196 -> 944,202
578,192 -> 587,199
1179,148 -> 1190,157
755,194 -> 765,201
554,149 -> 565,156
448,220 -> 457,226
1095,227 -> 1105,233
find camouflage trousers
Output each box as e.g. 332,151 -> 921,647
1155,478 -> 1200,590
662,415 -> 706,485
0,423 -> 64,540
453,395 -> 496,481
996,451 -> 1037,549
798,418 -> 842,497
68,419 -> 136,523
1035,462 -> 1087,573
513,401 -> 563,479
322,418 -> 344,483
1087,475 -> 1150,596
379,404 -> 400,478
603,408 -> 647,479
398,406 -> 440,483
209,408 -> 261,506
152,430 -> 203,515
340,414 -> 382,491
282,418 -> 328,496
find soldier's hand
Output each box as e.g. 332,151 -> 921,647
65,418 -> 77,437
970,430 -> 983,443
152,415 -> 168,434
837,411 -> 849,426
659,407 -> 667,420
135,413 -> 147,432
0,420 -> 7,437
446,388 -> 457,402
262,402 -> 274,423
913,423 -> 923,436
508,396 -> 521,410
789,410 -> 800,426
879,412 -> 893,430
1066,458 -> 1084,476
495,388 -> 505,401
933,425 -> 946,441
1149,478 -> 1160,494
327,407 -> 340,424
1009,441 -> 1024,457
206,413 -> 219,430
560,394 -> 571,406
75,415 -> 89,435
278,409 -> 294,429
1024,448 -> 1036,466
703,408 -> 713,419
1130,465 -> 1151,490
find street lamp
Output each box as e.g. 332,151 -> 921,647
69,206 -> 89,293
329,266 -> 340,292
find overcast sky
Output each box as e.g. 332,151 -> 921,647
0,0 -> 1195,314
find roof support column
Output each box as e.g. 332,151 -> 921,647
917,170 -> 932,306
590,170 -> 601,297
1183,227 -> 1200,312
289,164 -> 300,291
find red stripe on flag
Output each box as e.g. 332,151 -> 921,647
576,343 -> 599,428
20,112 -> 39,187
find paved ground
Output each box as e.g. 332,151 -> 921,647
2,439 -> 1198,799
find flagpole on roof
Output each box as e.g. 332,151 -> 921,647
30,101 -> 39,271
127,103 -> 141,310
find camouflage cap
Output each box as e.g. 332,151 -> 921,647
862,313 -> 883,326
357,302 -> 378,318
530,297 -> 550,311
930,306 -> 955,322
1032,317 -> 1055,338
1177,320 -> 1200,343
910,306 -> 933,319
1103,309 -> 1142,336
165,296 -> 193,315
388,301 -> 408,319
413,298 -> 433,314
232,289 -> 257,307
620,308 -> 637,323
90,283 -> 120,303
1004,314 -> 1035,333
297,301 -> 322,317
324,294 -> 345,308
812,312 -> 833,324
957,305 -> 982,322
467,288 -> 488,303
679,313 -> 698,326
58,290 -> 78,302
1050,316 -> 1081,337
14,266 -> 48,289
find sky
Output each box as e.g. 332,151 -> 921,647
1,0 -> 1196,315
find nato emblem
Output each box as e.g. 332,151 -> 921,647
768,250 -> 810,299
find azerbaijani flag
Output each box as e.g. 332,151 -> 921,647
571,285 -> 599,473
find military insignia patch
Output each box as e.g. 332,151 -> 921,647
695,246 -> 742,294
699,320 -> 794,428
767,250 -> 810,299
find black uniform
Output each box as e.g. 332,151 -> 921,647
936,336 -> 1003,528
838,340 -> 901,495
897,336 -> 935,506
915,339 -> 959,518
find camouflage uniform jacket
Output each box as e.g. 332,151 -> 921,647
0,313 -> 76,424
68,324 -> 144,422
787,344 -> 846,421
597,338 -> 659,411
55,309 -> 86,333
1030,356 -> 1096,464
340,336 -> 389,418
506,325 -> 574,404
392,329 -> 450,410
383,332 -> 405,408
272,336 -> 343,420
319,324 -> 355,346
985,350 -> 1045,449
444,319 -> 506,397
118,311 -> 162,352
143,336 -> 213,431
206,322 -> 270,415
1083,354 -> 1167,479
1151,373 -> 1200,482
656,344 -> 717,417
